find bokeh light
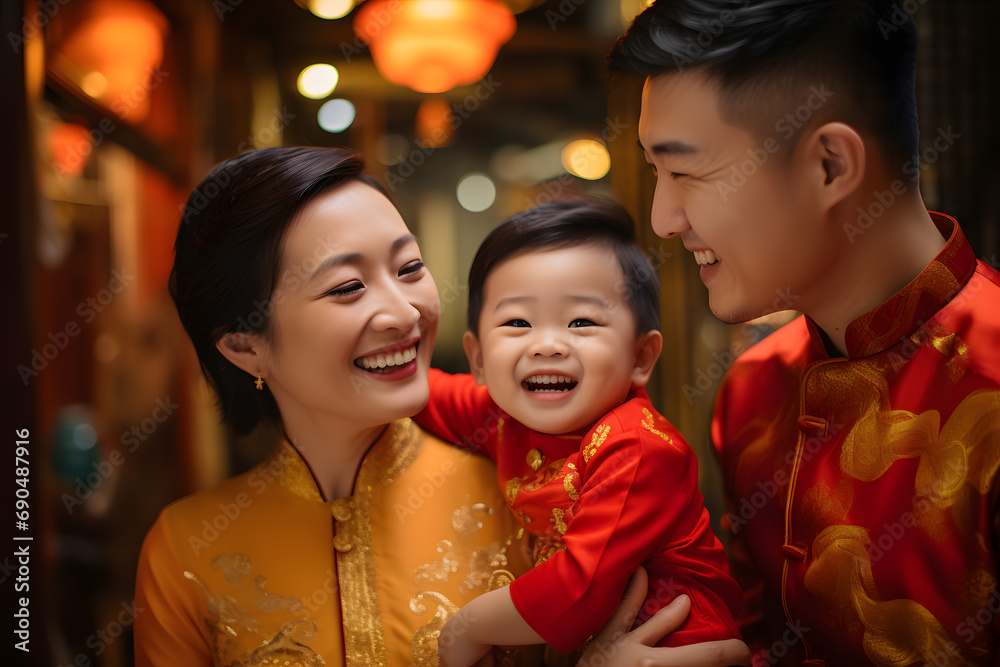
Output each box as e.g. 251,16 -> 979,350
561,139 -> 611,180
317,99 -> 356,133
297,63 -> 339,99
456,173 -> 496,212
308,0 -> 355,19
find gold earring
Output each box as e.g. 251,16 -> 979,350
255,372 -> 264,391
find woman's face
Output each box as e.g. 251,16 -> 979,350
258,181 -> 439,429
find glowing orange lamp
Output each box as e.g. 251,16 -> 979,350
50,0 -> 167,122
354,0 -> 516,94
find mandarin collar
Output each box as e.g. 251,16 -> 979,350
804,212 -> 977,360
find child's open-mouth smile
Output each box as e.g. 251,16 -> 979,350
520,371 -> 579,401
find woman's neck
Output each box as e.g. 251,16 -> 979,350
278,407 -> 390,500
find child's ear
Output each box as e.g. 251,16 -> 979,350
462,331 -> 487,385
630,330 -> 662,388
216,332 -> 267,380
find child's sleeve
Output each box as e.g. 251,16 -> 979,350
414,368 -> 501,461
507,408 -> 741,652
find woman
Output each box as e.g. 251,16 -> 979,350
135,147 -> 538,666
135,146 -> 749,667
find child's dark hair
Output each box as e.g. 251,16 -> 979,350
467,199 -> 661,336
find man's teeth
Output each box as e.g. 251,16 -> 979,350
357,345 -> 417,371
694,249 -> 719,266
523,374 -> 578,392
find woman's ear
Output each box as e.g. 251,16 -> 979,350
631,330 -> 663,388
215,332 -> 266,380
807,121 -> 866,212
462,331 -> 487,385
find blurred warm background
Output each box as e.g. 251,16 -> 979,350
2,0 -> 998,665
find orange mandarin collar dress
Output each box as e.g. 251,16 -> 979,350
419,373 -> 742,653
134,419 -> 539,667
714,213 -> 1000,665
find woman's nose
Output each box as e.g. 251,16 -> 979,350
371,283 -> 421,332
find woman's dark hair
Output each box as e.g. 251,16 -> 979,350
170,146 -> 387,435
467,198 -> 661,337
608,0 -> 920,173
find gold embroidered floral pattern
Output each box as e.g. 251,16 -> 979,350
184,557 -> 323,666
641,408 -> 674,444
452,504 -> 492,536
563,461 -> 580,501
583,424 -> 610,463
551,507 -> 568,535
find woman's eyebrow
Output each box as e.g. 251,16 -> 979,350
309,234 -> 417,280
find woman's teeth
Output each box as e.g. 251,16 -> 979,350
523,374 -> 578,392
694,249 -> 719,266
356,345 -> 417,372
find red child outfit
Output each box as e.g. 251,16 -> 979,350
713,213 -> 1000,665
418,370 -> 742,652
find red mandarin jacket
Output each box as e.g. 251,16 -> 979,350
419,371 -> 742,652
713,213 -> 1000,666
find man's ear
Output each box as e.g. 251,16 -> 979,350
631,330 -> 662,388
215,332 -> 266,380
804,121 -> 866,212
462,331 -> 487,385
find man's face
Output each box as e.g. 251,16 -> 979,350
466,245 -> 650,435
638,69 -> 826,322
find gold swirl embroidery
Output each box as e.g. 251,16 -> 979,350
583,424 -> 610,463
640,408 -> 674,444
185,559 -> 322,666
409,591 -> 459,667
839,391 -> 1000,509
460,541 -> 511,594
248,620 -> 325,666
563,461 -> 580,501
804,525 -> 973,667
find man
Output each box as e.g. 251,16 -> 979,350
592,0 -> 1000,665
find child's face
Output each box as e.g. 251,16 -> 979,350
464,244 -> 660,435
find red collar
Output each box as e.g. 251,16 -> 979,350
805,212 -> 977,359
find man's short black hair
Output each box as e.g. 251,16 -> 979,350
608,0 -> 920,171
467,198 -> 661,337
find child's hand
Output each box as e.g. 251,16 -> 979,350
438,609 -> 492,667
576,567 -> 751,667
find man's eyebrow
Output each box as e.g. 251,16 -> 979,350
310,234 -> 417,280
637,139 -> 698,155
